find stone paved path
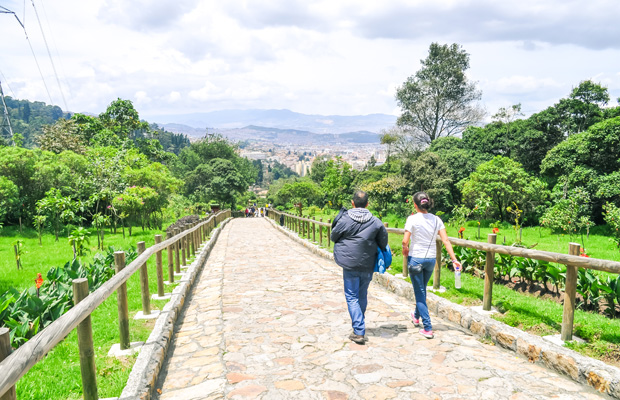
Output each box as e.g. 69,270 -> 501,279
154,218 -> 605,400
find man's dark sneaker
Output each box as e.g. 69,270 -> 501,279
348,332 -> 365,344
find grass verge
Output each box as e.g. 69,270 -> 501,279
0,223 -> 211,399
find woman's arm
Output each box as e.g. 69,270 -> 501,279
402,231 -> 411,256
438,228 -> 461,268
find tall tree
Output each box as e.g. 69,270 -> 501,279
395,43 -> 484,145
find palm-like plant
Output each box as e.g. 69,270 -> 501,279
68,227 -> 90,259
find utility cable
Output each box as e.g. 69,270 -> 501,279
30,0 -> 68,111
37,0 -> 73,103
0,68 -> 17,98
0,5 -> 55,105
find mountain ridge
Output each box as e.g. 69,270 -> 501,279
146,108 -> 396,135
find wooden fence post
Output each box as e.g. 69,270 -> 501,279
190,223 -> 196,258
327,219 -> 331,248
185,224 -> 192,260
561,243 -> 581,341
113,251 -> 130,350
191,222 -> 196,257
194,223 -> 199,251
483,234 -> 497,310
433,240 -> 442,290
319,218 -> 323,246
137,242 -> 151,316
166,232 -> 174,283
72,278 -> 98,400
174,227 -> 181,274
154,235 -> 164,297
0,328 -> 16,400
180,225 -> 187,267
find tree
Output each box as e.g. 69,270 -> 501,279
37,119 -> 86,154
0,176 -> 19,225
276,180 -> 322,215
309,157 -> 330,184
400,152 -> 454,212
459,156 -> 548,221
541,116 -> 620,179
361,176 -> 405,217
321,158 -> 356,208
540,187 -> 593,241
428,137 -> 492,201
395,43 -> 484,145
207,158 -> 248,208
380,130 -> 399,169
556,80 -> 609,136
99,98 -> 148,139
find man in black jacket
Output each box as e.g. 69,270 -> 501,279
331,190 -> 388,344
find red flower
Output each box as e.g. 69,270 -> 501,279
458,227 -> 465,233
35,273 -> 44,289
492,227 -> 499,234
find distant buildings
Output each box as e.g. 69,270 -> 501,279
240,151 -> 267,160
295,160 -> 312,177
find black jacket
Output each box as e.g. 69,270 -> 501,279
330,208 -> 388,272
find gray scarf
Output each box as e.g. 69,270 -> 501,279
347,208 -> 373,223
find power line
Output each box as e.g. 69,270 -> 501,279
0,68 -> 17,97
37,0 -> 73,103
29,0 -> 69,111
0,5 -> 55,106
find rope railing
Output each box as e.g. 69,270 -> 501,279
0,210 -> 231,400
266,209 -> 620,342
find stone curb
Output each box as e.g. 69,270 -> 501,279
118,218 -> 233,400
267,217 -> 620,398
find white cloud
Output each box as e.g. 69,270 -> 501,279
0,0 -> 619,119
168,91 -> 181,102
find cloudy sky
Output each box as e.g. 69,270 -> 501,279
1,0 -> 619,122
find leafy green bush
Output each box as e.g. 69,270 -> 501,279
0,246 -> 137,347
447,245 -> 619,318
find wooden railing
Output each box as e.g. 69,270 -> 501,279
267,209 -> 620,342
0,210 -> 231,400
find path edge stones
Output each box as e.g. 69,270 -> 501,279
266,217 -> 620,399
119,218 -> 233,400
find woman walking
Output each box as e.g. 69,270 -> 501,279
402,192 -> 461,339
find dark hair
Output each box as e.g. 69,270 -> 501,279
352,190 -> 368,208
413,191 -> 433,211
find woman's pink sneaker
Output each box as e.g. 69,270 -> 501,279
410,311 -> 420,326
419,329 -> 434,339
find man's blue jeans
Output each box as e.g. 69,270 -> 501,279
408,256 -> 436,331
343,269 -> 373,336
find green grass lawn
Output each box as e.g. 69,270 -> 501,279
0,222 -> 214,399
0,225 -> 172,294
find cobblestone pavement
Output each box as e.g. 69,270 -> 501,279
154,218 -> 605,400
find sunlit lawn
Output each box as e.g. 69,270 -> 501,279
0,221 -> 211,399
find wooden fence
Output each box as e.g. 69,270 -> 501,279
267,209 -> 620,342
0,210 -> 230,400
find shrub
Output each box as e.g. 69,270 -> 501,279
0,246 -> 137,347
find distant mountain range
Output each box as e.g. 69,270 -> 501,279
147,109 -> 397,144
161,124 -> 382,145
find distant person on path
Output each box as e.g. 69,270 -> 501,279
331,190 -> 388,344
402,192 -> 461,339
